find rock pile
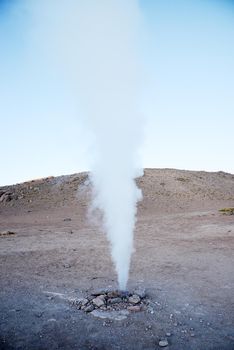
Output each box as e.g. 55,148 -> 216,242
73,288 -> 148,314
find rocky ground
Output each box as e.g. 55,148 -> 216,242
0,168 -> 234,350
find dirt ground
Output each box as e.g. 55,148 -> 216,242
0,168 -> 234,350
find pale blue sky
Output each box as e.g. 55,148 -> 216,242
0,0 -> 234,185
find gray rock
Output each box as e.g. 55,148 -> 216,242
108,297 -> 122,305
92,295 -> 105,308
84,304 -> 95,313
134,287 -> 146,299
129,294 -> 141,304
91,288 -> 110,296
159,340 -> 169,347
80,298 -> 89,307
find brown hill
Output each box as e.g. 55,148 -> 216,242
0,169 -> 234,350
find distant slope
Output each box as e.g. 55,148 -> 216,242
0,169 -> 234,214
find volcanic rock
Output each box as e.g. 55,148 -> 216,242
159,339 -> 169,347
92,295 -> 105,308
134,287 -> 146,299
127,305 -> 141,312
80,298 -> 89,306
107,290 -> 121,298
108,297 -> 122,305
84,304 -> 95,313
91,288 -> 110,296
129,294 -> 141,304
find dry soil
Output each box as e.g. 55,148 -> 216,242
0,169 -> 234,350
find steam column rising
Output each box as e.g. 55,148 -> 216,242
75,0 -> 143,290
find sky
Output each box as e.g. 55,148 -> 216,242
0,0 -> 234,186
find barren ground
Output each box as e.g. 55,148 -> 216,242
0,169 -> 234,350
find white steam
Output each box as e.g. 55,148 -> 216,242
75,1 -> 143,290
25,0 -> 143,290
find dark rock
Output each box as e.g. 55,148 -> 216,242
63,218 -> 72,221
63,263 -> 71,268
119,290 -> 131,298
107,290 -> 121,298
0,231 -> 16,237
84,304 -> 95,313
108,297 -> 122,305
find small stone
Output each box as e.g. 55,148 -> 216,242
108,297 -> 122,305
190,332 -> 195,337
100,306 -> 107,311
127,305 -> 141,312
166,332 -> 171,337
84,304 -> 95,313
159,340 -> 169,347
63,218 -> 72,221
134,287 -> 146,299
92,295 -> 105,308
107,290 -> 121,298
91,288 -> 110,296
63,263 -> 71,268
80,298 -> 89,306
129,294 -> 141,304
0,231 -> 16,237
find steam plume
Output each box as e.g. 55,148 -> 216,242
27,0 -> 143,290
75,0 -> 143,290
